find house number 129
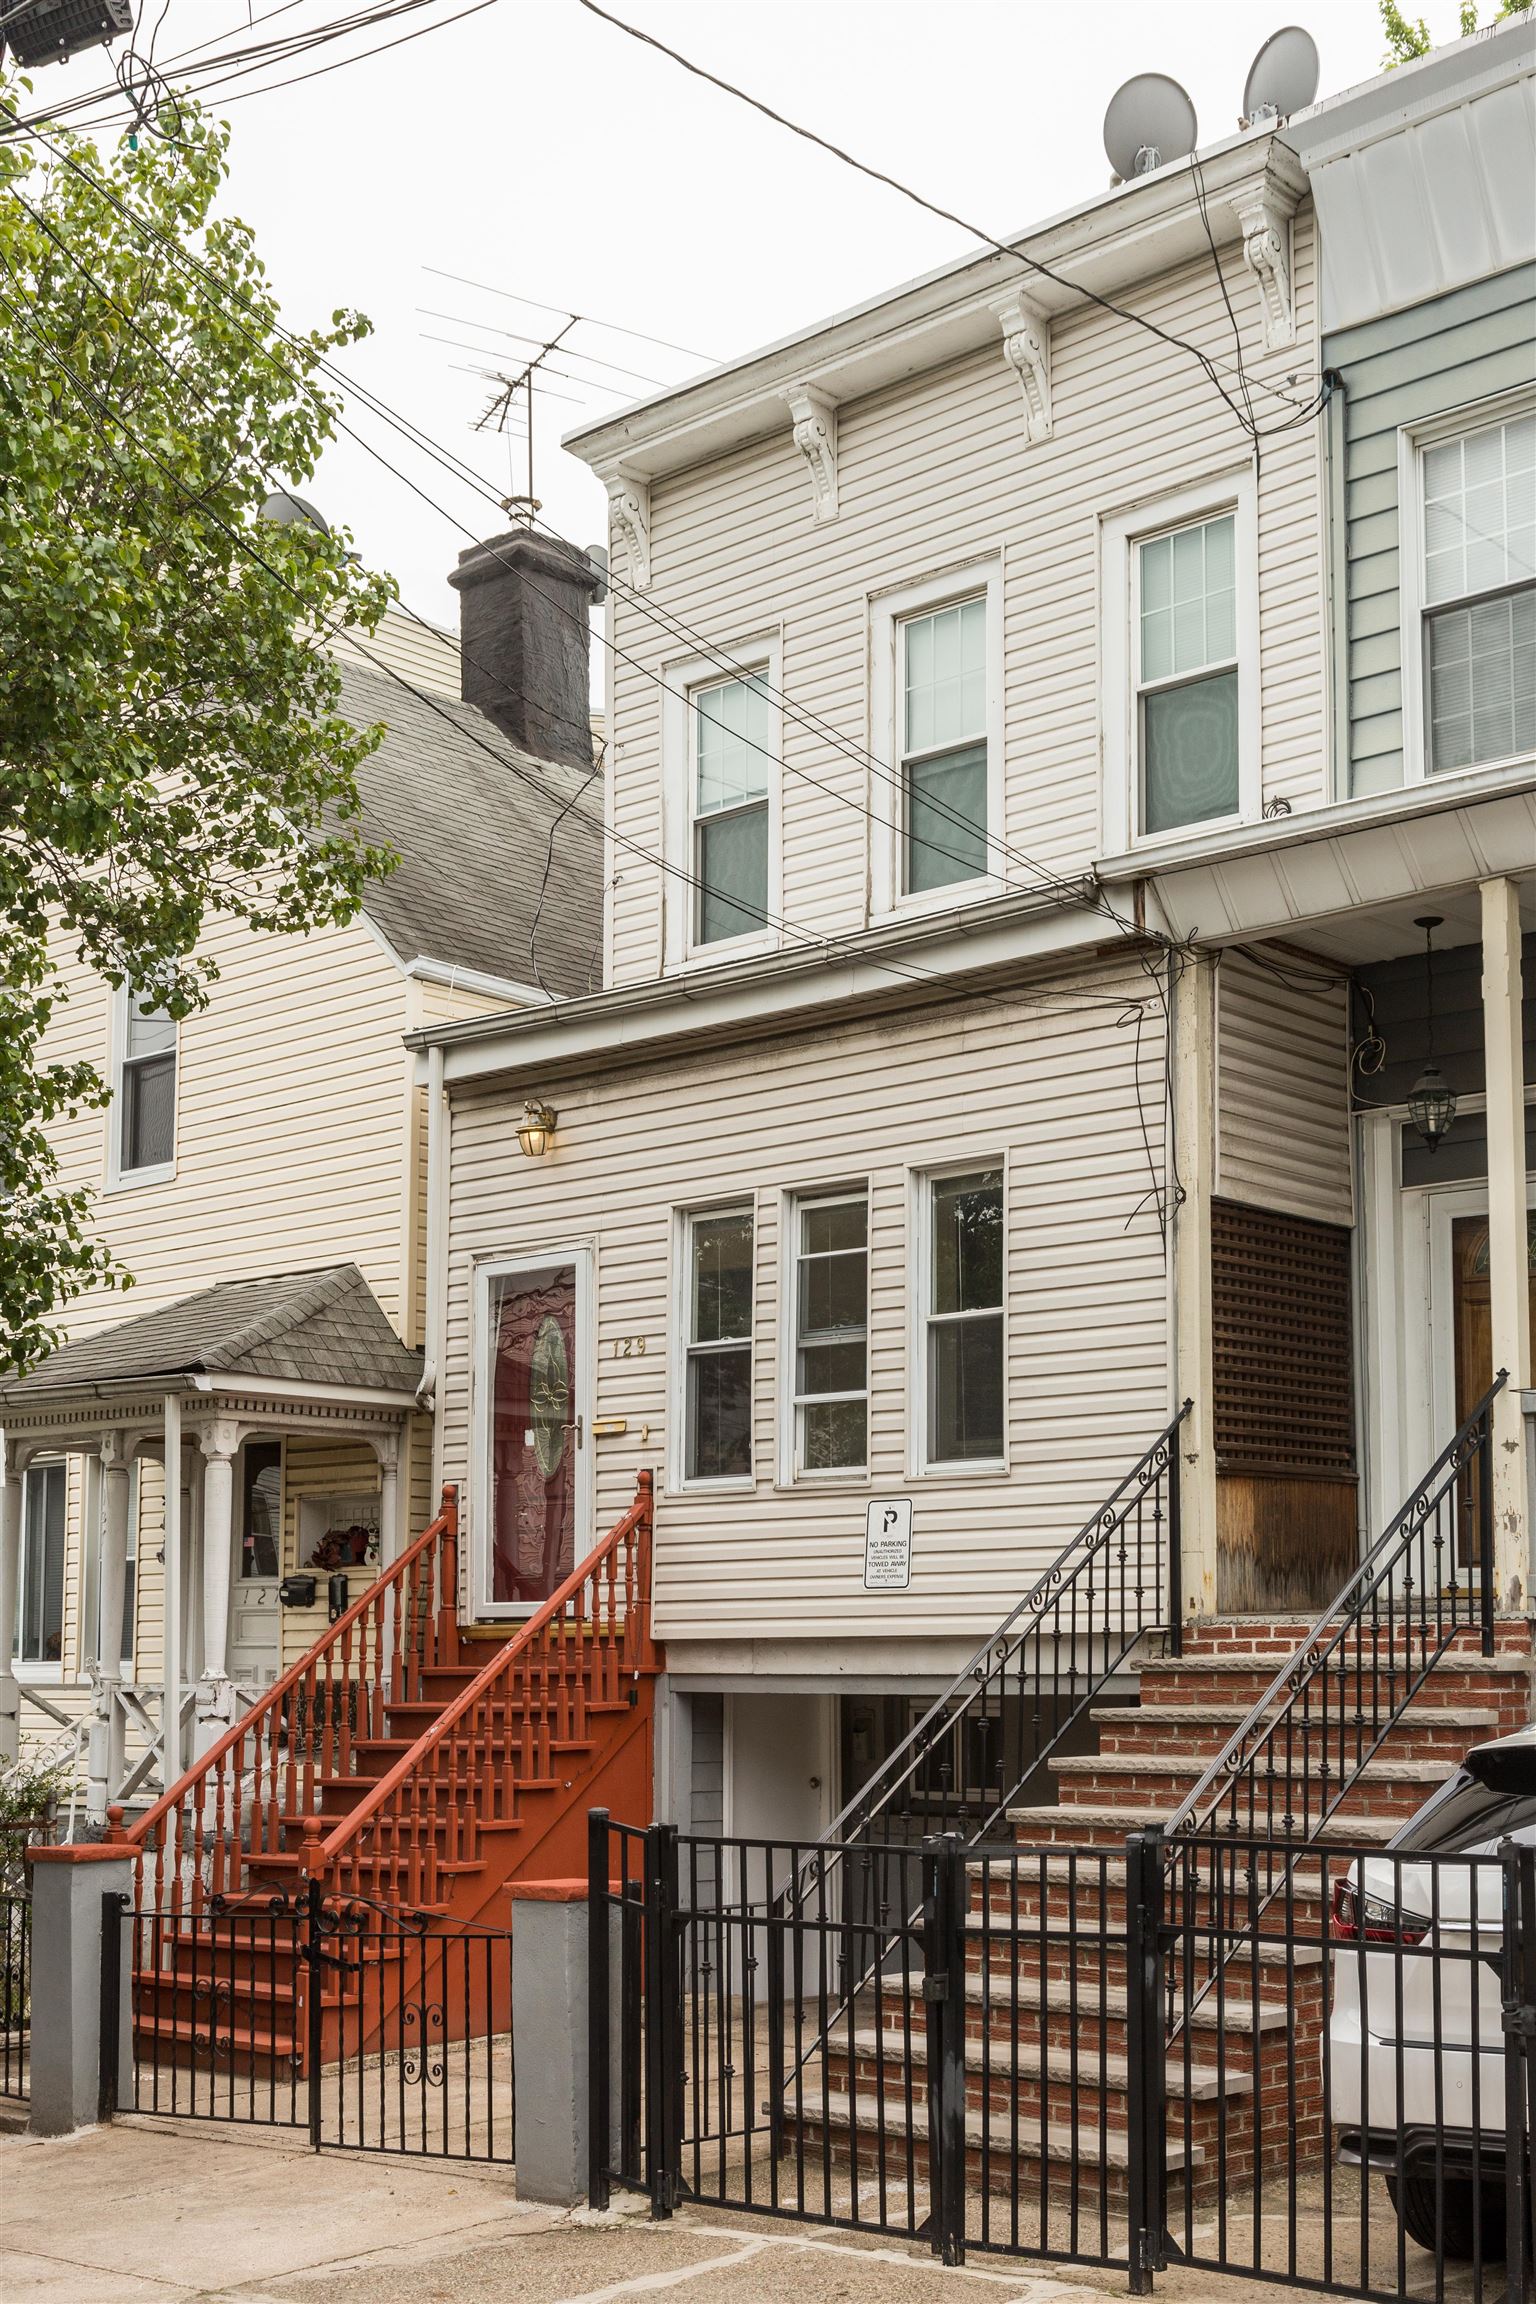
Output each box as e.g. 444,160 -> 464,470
612,1336 -> 648,1358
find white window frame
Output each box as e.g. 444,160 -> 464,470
671,1202 -> 757,1495
909,1160 -> 1009,1481
1100,468 -> 1260,854
106,982 -> 178,1190
869,559 -> 1005,921
469,1246 -> 595,1620
662,636 -> 783,971
1397,387 -> 1536,789
777,1186 -> 871,1486
15,1459 -> 68,1680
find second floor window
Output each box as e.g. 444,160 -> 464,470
923,1167 -> 1005,1469
900,596 -> 988,893
693,674 -> 771,945
1137,512 -> 1238,834
117,993 -> 177,1178
791,1193 -> 869,1474
17,1461 -> 66,1667
1419,410 -> 1535,776
684,1208 -> 754,1480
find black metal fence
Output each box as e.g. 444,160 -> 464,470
590,1812 -> 1536,2302
1,1869 -> 29,2102
112,1886 -> 514,2162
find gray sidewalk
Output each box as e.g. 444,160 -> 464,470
0,2116 -> 1299,2304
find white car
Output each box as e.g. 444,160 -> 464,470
1330,1728 -> 1536,2263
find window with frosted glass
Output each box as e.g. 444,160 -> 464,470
925,1168 -> 1004,1465
692,675 -> 771,945
119,996 -> 177,1173
17,1462 -> 65,1666
1136,514 -> 1238,834
900,597 -> 988,893
793,1194 -> 868,1473
1421,413 -> 1535,775
685,1209 -> 754,1479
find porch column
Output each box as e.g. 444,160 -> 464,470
1481,876 -> 1531,1611
162,1395 -> 183,1789
1172,951 -> 1219,1623
195,1422 -> 239,1756
86,1433 -> 132,1828
0,1439 -> 24,1763
376,1433 -> 402,1568
185,1462 -> 205,1685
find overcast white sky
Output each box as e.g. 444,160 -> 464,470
36,0 -> 1405,626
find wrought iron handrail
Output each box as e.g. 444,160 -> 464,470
1166,1373 -> 1506,1845
318,1474 -> 656,1910
128,1486 -> 459,1914
825,1402 -> 1192,1854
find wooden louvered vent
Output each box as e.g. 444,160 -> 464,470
1212,1198 -> 1357,1613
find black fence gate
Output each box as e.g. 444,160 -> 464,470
1,1829 -> 31,2104
590,1811 -> 1536,2301
110,1886 -> 515,2162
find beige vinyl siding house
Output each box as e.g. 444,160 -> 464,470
3,585 -> 605,1812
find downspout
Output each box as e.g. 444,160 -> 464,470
418,1043 -> 448,1499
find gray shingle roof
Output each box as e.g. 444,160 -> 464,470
0,1265 -> 423,1403
340,659 -> 604,998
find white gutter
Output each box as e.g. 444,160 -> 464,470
403,956 -> 554,1008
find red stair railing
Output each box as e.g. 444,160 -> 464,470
318,1472 -> 655,1911
128,1486 -> 459,1915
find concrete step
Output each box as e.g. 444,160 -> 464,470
1006,1801 -> 1404,1847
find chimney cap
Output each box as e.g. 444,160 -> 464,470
449,528 -> 603,599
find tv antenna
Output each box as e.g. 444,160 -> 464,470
1103,72 -> 1198,181
1242,25 -> 1320,126
473,316 -> 580,522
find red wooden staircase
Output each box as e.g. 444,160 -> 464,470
126,1476 -> 659,2075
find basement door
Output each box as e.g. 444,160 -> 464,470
475,1250 -> 593,1618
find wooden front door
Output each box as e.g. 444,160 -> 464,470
1447,1209 -> 1535,1568
481,1255 -> 590,1613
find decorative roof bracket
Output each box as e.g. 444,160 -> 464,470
784,384 -> 839,522
606,472 -> 652,591
1229,168 -> 1300,352
990,294 -> 1052,442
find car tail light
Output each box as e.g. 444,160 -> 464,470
1331,1877 -> 1429,1945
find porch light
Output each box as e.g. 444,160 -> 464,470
1407,915 -> 1457,1156
516,1099 -> 558,1158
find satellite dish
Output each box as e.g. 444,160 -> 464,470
1104,73 -> 1199,182
585,542 -> 609,605
260,489 -> 332,537
1243,25 -> 1320,125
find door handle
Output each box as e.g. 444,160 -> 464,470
564,1416 -> 584,1448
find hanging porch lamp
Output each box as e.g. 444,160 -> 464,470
516,1099 -> 558,1158
1407,915 -> 1457,1155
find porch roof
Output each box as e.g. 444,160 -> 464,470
0,1264 -> 423,1407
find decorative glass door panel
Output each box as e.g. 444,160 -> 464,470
489,1260 -> 581,1608
1449,1212 -> 1535,1570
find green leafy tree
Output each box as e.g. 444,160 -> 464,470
1382,0 -> 1533,65
0,89 -> 395,1375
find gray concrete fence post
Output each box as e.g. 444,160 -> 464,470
509,1879 -> 621,2205
26,1837 -> 133,2136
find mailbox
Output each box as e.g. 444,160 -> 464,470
278,1574 -> 317,1609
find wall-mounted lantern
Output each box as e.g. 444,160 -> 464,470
1407,914 -> 1457,1156
516,1099 -> 558,1158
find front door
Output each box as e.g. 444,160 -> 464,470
227,1439 -> 282,1689
1428,1191 -> 1536,1566
477,1253 -> 591,1615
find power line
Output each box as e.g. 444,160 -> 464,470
574,0 -> 1328,447
421,265 -> 718,365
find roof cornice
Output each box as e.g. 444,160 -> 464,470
564,132 -> 1306,487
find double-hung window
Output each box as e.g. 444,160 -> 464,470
900,596 -> 989,894
115,991 -> 177,1181
16,1461 -> 66,1668
1136,513 -> 1239,834
921,1168 -> 1005,1469
683,1208 -> 754,1481
1416,409 -> 1535,776
692,674 -> 772,946
790,1193 -> 868,1475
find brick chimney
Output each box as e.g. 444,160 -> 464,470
448,529 -> 601,770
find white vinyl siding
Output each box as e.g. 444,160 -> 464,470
1216,948 -> 1353,1227
605,218 -> 1320,979
439,952 -> 1169,1642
